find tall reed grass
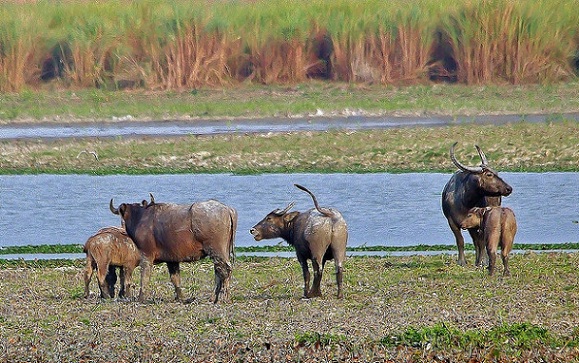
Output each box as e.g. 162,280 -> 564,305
0,0 -> 577,92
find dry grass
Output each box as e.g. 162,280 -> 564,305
2,254 -> 579,362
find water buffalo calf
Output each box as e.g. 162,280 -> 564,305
83,226 -> 141,299
460,206 -> 517,276
250,184 -> 348,299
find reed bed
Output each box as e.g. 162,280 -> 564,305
0,0 -> 577,92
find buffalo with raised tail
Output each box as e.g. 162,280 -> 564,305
110,195 -> 237,303
250,184 -> 348,299
442,142 -> 512,266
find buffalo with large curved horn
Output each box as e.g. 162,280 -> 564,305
442,142 -> 513,266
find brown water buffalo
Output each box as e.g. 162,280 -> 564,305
250,184 -> 348,299
460,206 -> 517,276
110,196 -> 237,303
442,142 -> 512,266
83,226 -> 141,299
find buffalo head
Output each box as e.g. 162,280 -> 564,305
450,142 -> 512,197
250,202 -> 298,241
109,193 -> 155,225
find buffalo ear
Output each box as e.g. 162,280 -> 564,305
119,204 -> 127,217
283,211 -> 300,223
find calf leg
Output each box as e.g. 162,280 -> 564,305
123,266 -> 135,299
485,233 -> 500,276
501,251 -> 510,276
83,258 -> 95,299
167,262 -> 184,302
96,262 -> 112,299
469,228 -> 489,267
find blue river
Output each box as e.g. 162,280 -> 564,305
0,173 -> 577,250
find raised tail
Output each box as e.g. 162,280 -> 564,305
294,184 -> 333,217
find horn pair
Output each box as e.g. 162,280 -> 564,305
450,142 -> 488,173
109,193 -> 155,214
273,202 -> 295,215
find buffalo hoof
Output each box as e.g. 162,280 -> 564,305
306,291 -> 322,299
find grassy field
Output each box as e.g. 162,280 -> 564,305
2,254 -> 579,362
1,80 -> 579,361
2,120 -> 579,174
1,82 -> 579,175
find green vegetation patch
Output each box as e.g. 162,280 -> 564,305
381,322 -> 576,351
3,242 -> 579,257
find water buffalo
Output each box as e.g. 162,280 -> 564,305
83,226 -> 141,299
460,206 -> 517,276
250,184 -> 348,299
110,196 -> 237,303
442,142 -> 513,266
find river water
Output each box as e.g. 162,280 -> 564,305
2,113 -> 578,139
0,172 -> 577,249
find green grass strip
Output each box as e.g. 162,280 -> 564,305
2,242 -> 579,256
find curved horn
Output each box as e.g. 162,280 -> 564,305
274,202 -> 295,216
450,142 -> 483,173
149,193 -> 155,204
109,199 -> 119,215
475,145 -> 489,166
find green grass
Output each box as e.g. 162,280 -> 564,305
2,242 -> 579,257
1,82 -> 579,123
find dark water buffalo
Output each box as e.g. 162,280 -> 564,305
460,206 -> 517,276
83,226 -> 141,299
250,184 -> 348,299
442,142 -> 512,266
110,196 -> 237,303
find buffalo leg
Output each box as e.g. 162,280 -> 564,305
138,258 -> 153,302
123,266 -> 135,299
167,262 -> 184,302
448,219 -> 467,266
297,256 -> 310,298
329,255 -> 345,299
83,258 -> 96,299
212,256 -> 232,304
118,267 -> 126,298
307,259 -> 323,298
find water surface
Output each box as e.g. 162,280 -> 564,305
1,173 -> 577,249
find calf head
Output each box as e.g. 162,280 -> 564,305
451,142 -> 513,197
250,202 -> 299,241
460,207 -> 487,229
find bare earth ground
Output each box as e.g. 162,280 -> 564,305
2,254 -> 579,362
